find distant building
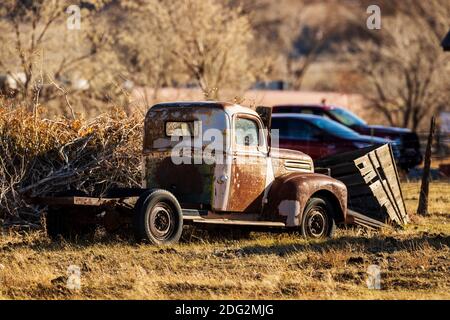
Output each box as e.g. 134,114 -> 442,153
252,80 -> 287,91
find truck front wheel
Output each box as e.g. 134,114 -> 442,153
133,189 -> 183,245
300,197 -> 336,239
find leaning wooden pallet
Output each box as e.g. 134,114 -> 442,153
316,144 -> 408,227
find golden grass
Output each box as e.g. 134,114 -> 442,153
0,182 -> 449,300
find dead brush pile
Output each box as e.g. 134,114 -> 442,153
0,106 -> 143,227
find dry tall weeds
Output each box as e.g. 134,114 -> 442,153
0,104 -> 143,225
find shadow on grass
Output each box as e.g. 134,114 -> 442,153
0,229 -> 136,252
232,233 -> 449,257
1,226 -> 448,255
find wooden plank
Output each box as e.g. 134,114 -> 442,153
355,156 -> 378,183
368,152 -> 381,169
319,144 -> 408,226
316,145 -> 379,166
381,179 -> 402,219
387,145 -> 408,223
375,147 -> 407,223
367,150 -> 404,223
348,210 -> 390,229
33,196 -> 120,207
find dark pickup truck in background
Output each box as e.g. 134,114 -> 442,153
272,104 -> 423,170
271,113 -> 394,160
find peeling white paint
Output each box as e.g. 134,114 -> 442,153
278,200 -> 301,226
262,157 -> 275,207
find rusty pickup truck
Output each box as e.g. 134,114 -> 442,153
34,102 -> 407,245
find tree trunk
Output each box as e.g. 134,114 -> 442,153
417,116 -> 436,216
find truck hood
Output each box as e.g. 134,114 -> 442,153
353,124 -> 411,140
270,148 -> 313,162
270,148 -> 314,173
352,125 -> 421,151
354,135 -> 391,145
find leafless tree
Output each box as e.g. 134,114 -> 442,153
0,0 -> 118,114
232,0 -> 354,90
352,2 -> 450,131
120,0 -> 263,100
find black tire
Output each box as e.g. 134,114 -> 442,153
133,189 -> 183,245
300,197 -> 336,239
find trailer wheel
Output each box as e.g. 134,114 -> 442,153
46,209 -> 97,240
46,209 -> 69,240
133,189 -> 183,245
300,197 -> 336,239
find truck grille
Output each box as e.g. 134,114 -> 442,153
284,160 -> 312,172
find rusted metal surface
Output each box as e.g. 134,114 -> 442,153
262,172 -> 348,227
190,218 -> 285,227
270,148 -> 314,176
142,102 -> 348,227
32,196 -> 121,206
227,155 -> 266,212
144,102 -> 230,152
143,103 -> 230,207
144,150 -> 215,206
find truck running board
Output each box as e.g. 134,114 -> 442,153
186,217 -> 286,228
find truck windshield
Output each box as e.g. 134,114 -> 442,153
329,108 -> 366,127
272,116 -> 362,140
307,117 -> 362,139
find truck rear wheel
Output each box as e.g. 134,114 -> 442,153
300,197 -> 336,239
133,189 -> 183,245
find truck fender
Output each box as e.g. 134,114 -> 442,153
263,173 -> 347,227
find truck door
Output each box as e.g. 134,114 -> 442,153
226,114 -> 267,213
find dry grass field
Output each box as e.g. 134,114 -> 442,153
0,182 -> 449,300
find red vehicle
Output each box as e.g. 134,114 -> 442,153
271,114 -> 393,160
272,104 -> 422,170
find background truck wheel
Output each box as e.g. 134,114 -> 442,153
133,189 -> 183,245
300,197 -> 336,239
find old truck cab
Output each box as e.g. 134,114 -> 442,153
136,102 -> 347,244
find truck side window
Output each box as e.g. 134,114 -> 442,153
235,117 -> 259,147
166,121 -> 200,137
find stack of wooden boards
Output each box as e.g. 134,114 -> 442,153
315,144 -> 408,228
